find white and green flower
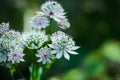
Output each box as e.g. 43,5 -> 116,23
49,31 -> 79,60
22,29 -> 49,49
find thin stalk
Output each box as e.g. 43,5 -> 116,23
40,59 -> 56,80
40,67 -> 49,80
32,49 -> 36,80
9,65 -> 15,80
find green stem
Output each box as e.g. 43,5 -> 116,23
40,60 -> 56,80
30,49 -> 43,80
32,49 -> 36,80
40,67 -> 49,80
9,65 -> 15,80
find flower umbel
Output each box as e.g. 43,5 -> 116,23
2,30 -> 22,49
8,49 -> 25,64
0,30 -> 24,63
49,31 -> 79,60
36,46 -> 53,64
22,29 -> 49,49
30,13 -> 49,29
41,1 -> 66,22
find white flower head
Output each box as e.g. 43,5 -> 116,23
0,30 -> 23,63
49,31 -> 80,60
22,29 -> 49,49
30,13 -> 49,29
57,18 -> 70,29
0,22 -> 9,35
36,46 -> 53,64
8,48 -> 25,64
2,30 -> 22,49
41,1 -> 66,22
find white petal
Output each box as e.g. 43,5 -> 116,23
43,60 -> 46,64
12,60 -> 15,64
64,51 -> 70,60
17,60 -> 20,63
67,50 -> 79,55
48,44 -> 55,49
53,16 -> 61,22
47,59 -> 51,63
70,46 -> 80,50
36,54 -> 40,57
20,59 -> 25,62
51,50 -> 59,54
37,59 -> 42,62
56,51 -> 63,59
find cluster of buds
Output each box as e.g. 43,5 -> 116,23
0,1 -> 79,65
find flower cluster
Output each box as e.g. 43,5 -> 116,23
30,1 -> 70,29
36,46 -> 53,64
0,23 -> 25,64
0,1 -> 79,65
30,12 -> 50,28
49,31 -> 79,60
22,29 -> 48,49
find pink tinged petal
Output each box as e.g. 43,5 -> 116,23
67,50 -> 79,55
51,50 -> 59,54
64,51 -> 70,60
56,51 -> 63,59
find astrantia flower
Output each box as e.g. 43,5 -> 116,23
8,49 -> 25,64
0,30 -> 23,63
22,29 -> 49,49
41,1 -> 66,22
36,46 -> 53,64
30,13 -> 49,28
49,31 -> 79,60
0,22 -> 9,35
2,30 -> 21,49
57,18 -> 70,29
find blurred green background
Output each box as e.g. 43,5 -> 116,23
0,0 -> 120,80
